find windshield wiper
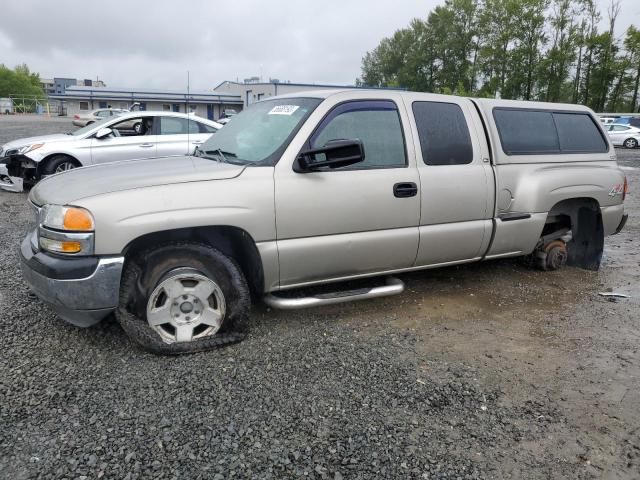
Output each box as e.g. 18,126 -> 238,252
200,148 -> 238,163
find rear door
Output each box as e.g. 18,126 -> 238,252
156,116 -> 212,157
405,96 -> 494,266
274,97 -> 420,287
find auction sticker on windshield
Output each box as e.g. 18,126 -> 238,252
269,105 -> 300,115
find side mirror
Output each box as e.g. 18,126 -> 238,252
95,128 -> 113,139
295,139 -> 365,172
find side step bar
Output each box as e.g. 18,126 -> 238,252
264,277 -> 405,310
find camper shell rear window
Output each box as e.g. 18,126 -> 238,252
493,108 -> 608,155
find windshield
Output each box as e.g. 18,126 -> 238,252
70,117 -> 112,136
198,98 -> 321,165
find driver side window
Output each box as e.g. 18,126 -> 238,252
310,100 -> 407,169
110,117 -> 151,136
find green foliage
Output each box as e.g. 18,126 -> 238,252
359,0 -> 639,111
0,64 -> 45,98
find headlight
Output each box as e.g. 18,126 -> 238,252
39,205 -> 95,255
17,143 -> 44,155
42,205 -> 94,231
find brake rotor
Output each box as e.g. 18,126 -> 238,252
543,240 -> 568,271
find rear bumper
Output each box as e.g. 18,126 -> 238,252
601,205 -> 626,236
614,213 -> 628,235
19,233 -> 124,327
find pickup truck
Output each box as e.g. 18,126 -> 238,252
20,89 -> 628,354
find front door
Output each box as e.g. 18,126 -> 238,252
156,116 -> 211,157
274,98 -> 420,288
90,115 -> 158,165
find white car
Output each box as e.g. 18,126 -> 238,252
0,111 -> 222,192
606,124 -> 640,149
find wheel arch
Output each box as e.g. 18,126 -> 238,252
38,153 -> 82,176
122,225 -> 265,298
544,197 -> 604,270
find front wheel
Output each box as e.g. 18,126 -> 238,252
623,138 -> 638,149
116,242 -> 250,354
42,155 -> 79,175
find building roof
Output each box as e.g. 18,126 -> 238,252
215,80 -> 407,93
215,80 -> 362,90
50,86 -> 242,104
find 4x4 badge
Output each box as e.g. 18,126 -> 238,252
609,184 -> 624,197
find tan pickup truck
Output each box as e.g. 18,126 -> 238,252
20,89 -> 628,354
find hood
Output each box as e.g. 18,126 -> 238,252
2,133 -> 74,150
30,156 -> 246,206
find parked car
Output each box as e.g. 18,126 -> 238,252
606,123 -> 640,148
20,91 -> 627,354
599,116 -> 616,125
72,108 -> 131,128
0,111 -> 222,192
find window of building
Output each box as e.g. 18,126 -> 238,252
310,100 -> 406,169
79,101 -> 89,111
412,101 -> 473,165
162,104 -> 171,111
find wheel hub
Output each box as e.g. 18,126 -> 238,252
146,271 -> 226,343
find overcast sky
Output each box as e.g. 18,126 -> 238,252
1,0 -> 638,92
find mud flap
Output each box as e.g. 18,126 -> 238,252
567,205 -> 604,271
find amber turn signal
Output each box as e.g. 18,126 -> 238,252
63,207 -> 94,231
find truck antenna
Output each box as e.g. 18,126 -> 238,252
187,71 -> 190,156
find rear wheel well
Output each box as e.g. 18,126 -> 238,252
122,226 -> 265,298
544,198 -> 604,270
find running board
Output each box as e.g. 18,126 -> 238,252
264,277 -> 405,310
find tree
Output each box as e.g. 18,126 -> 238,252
359,0 -> 638,111
624,26 -> 640,112
0,64 -> 44,98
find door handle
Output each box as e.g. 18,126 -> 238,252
393,182 -> 418,198
192,140 -> 203,144
139,143 -> 154,148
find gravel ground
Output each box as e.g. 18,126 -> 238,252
0,116 -> 639,479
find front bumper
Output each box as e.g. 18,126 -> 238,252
19,233 -> 124,327
0,158 -> 25,192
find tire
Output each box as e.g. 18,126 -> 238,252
116,242 -> 250,355
42,155 -> 80,175
623,138 -> 638,149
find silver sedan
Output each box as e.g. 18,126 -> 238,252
0,111 -> 222,192
606,124 -> 640,148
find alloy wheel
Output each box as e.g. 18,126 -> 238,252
146,271 -> 226,343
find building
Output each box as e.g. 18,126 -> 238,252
49,86 -> 243,120
41,77 -> 107,96
215,78 -> 371,107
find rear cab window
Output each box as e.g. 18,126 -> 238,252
493,108 -> 608,155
